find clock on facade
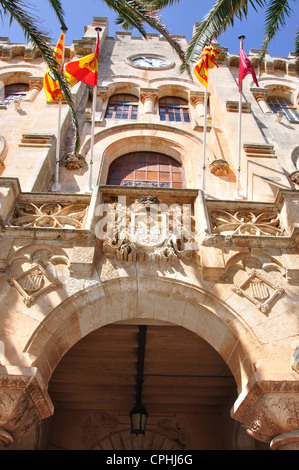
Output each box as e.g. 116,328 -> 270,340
128,55 -> 172,70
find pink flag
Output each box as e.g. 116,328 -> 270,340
239,48 -> 259,92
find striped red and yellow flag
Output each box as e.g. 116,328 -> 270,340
65,30 -> 100,87
193,44 -> 220,88
43,33 -> 65,102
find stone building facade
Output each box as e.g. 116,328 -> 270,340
0,17 -> 298,450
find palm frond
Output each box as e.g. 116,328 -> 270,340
260,0 -> 293,61
295,24 -> 299,58
0,0 -> 80,153
184,0 -> 267,68
47,0 -> 67,30
101,0 -> 190,74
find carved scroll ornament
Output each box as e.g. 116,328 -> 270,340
210,209 -> 285,237
9,202 -> 88,229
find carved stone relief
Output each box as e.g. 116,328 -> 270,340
0,367 -> 53,448
100,196 -> 197,263
232,268 -> 285,313
8,263 -> 61,306
9,202 -> 89,229
232,382 -> 299,445
64,153 -> 85,170
7,246 -> 68,306
209,209 -> 285,237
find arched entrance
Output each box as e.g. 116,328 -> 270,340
44,323 -> 238,450
22,276 -> 266,449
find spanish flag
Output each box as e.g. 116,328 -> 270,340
43,33 -> 65,102
65,30 -> 100,87
194,44 -> 220,88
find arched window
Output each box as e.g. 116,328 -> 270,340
159,97 -> 190,123
3,83 -> 29,105
268,96 -> 299,123
107,152 -> 185,188
105,94 -> 138,120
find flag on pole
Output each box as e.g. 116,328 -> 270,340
193,44 -> 220,87
238,48 -> 259,92
43,33 -> 65,102
65,31 -> 100,87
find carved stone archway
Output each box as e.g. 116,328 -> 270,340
1,276 -> 298,449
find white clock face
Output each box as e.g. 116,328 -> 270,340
129,55 -> 170,69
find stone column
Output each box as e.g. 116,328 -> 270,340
231,378 -> 299,450
140,88 -> 159,114
24,77 -> 43,102
0,366 -> 53,449
190,91 -> 206,118
251,87 -> 271,114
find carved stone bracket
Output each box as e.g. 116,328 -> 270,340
64,153 -> 85,170
232,379 -> 299,447
0,366 -> 53,448
209,159 -> 230,176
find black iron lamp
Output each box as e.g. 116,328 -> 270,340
130,403 -> 148,435
130,326 -> 148,435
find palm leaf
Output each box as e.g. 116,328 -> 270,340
184,0 -> 267,68
0,0 -> 80,153
47,0 -> 67,30
260,0 -> 294,60
295,24 -> 299,58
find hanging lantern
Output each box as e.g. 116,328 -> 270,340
130,404 -> 148,435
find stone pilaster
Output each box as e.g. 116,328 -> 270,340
140,88 -> 159,114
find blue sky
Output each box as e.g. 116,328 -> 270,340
0,0 -> 298,57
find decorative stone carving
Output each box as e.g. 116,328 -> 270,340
209,159 -> 230,176
64,153 -> 85,169
289,170 -> 299,186
9,202 -> 88,229
232,268 -> 284,313
94,430 -> 184,450
210,209 -> 285,237
232,381 -> 299,445
0,366 -> 53,447
8,262 -> 61,306
99,195 -> 197,263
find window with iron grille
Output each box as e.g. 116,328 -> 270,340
159,97 -> 190,123
107,152 -> 185,188
105,94 -> 138,120
268,96 -> 299,123
2,83 -> 29,105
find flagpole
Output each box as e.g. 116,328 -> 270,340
235,34 -> 245,200
86,27 -> 102,193
201,83 -> 208,196
52,28 -> 67,192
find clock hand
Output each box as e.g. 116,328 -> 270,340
142,57 -> 154,65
